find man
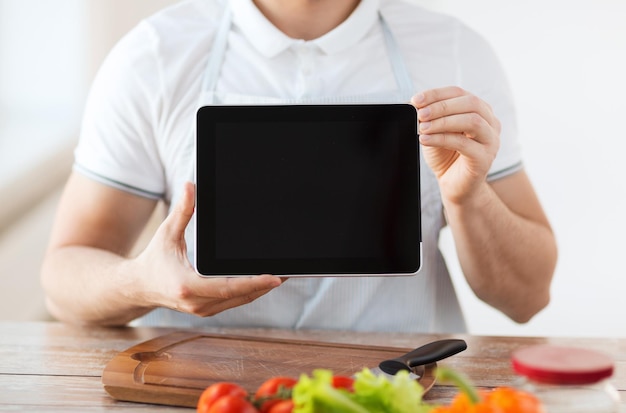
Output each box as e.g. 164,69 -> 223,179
41,0 -> 557,332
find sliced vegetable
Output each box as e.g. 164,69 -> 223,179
351,368 -> 432,413
292,369 -> 370,413
431,367 -> 544,413
198,368 -> 439,413
292,368 -> 433,413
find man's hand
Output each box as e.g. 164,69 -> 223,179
411,87 -> 557,323
412,86 -> 501,205
132,182 -> 282,318
42,174 -> 282,326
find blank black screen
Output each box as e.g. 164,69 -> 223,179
196,105 -> 420,276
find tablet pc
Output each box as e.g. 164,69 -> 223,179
195,104 -> 421,277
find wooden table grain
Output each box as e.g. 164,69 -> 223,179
0,321 -> 624,411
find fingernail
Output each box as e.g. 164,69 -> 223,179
412,93 -> 425,105
418,107 -> 431,120
420,121 -> 431,132
419,134 -> 431,143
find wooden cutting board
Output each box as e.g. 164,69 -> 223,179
102,331 -> 436,408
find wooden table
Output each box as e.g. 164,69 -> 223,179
0,321 -> 624,411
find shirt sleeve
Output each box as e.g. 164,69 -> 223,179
456,23 -> 523,181
74,20 -> 166,199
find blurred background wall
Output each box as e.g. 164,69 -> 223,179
0,0 -> 175,321
418,0 -> 626,337
0,0 -> 624,336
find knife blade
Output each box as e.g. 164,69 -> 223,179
369,365 -> 424,380
374,339 -> 467,378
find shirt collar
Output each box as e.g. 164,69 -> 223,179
229,0 -> 380,58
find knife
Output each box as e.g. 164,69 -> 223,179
370,339 -> 467,379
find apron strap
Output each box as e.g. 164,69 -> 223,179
379,12 -> 414,96
202,5 -> 232,95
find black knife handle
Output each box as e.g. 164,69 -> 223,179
378,339 -> 467,375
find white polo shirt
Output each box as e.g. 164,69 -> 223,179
74,0 -> 522,333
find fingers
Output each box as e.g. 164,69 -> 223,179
176,274 -> 283,317
148,181 -> 283,318
412,87 -> 500,141
192,286 -> 279,317
419,112 -> 491,142
413,86 -> 483,112
138,181 -> 281,319
162,181 -> 196,241
421,131 -> 484,161
187,274 -> 282,297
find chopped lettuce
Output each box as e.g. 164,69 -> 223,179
292,368 -> 434,413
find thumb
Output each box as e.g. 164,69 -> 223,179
163,181 -> 195,241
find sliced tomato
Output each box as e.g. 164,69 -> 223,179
332,375 -> 355,392
254,376 -> 297,413
206,394 -> 259,413
197,382 -> 248,413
